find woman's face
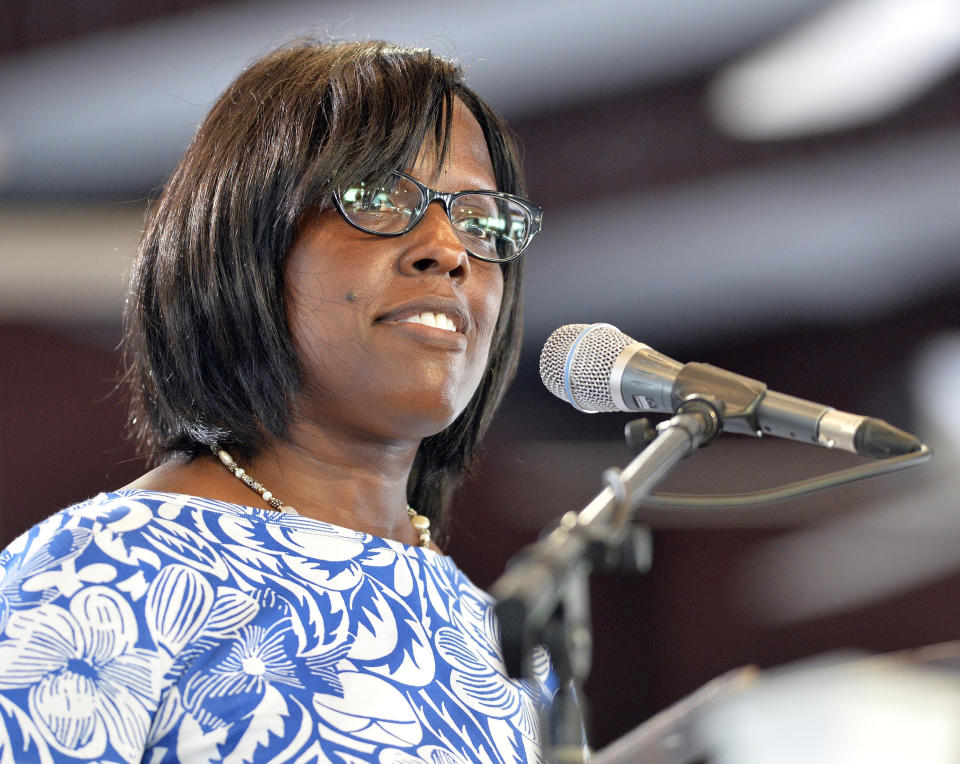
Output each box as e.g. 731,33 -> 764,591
284,101 -> 505,444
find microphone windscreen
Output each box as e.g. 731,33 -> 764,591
539,323 -> 635,412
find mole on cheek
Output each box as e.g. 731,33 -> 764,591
345,291 -> 357,303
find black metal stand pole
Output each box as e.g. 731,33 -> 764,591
492,404 -> 720,763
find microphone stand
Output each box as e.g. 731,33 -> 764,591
491,399 -> 722,763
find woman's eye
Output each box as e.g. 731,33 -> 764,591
456,218 -> 491,239
342,188 -> 392,212
360,193 -> 389,211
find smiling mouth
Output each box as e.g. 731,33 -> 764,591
399,311 -> 459,332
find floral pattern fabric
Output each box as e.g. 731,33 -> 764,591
0,491 -> 555,763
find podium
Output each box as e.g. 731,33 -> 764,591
592,642 -> 960,763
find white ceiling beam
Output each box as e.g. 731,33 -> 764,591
0,0 -> 827,195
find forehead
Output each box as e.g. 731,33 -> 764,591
410,100 -> 497,192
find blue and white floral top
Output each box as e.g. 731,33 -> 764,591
0,490 -> 555,763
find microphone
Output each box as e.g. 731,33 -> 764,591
539,323 -> 922,458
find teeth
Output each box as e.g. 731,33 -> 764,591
401,311 -> 458,332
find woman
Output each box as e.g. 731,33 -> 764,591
0,40 -> 551,762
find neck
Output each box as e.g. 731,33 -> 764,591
124,421 -> 429,547
248,422 -> 421,539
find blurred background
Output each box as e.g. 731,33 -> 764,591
2,0 -> 959,750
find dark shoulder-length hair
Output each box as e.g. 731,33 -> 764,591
123,39 -> 526,533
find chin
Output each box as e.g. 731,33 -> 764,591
396,378 -> 478,428
398,397 -> 477,442
405,408 -> 467,441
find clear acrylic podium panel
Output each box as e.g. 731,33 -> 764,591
592,642 -> 960,764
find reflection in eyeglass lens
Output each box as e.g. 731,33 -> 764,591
340,180 -> 418,232
454,197 -> 528,245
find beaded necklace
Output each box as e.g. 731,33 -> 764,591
210,443 -> 431,548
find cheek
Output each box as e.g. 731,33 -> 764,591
473,266 -> 505,347
454,268 -> 505,409
283,260 -> 376,386
285,270 -> 335,359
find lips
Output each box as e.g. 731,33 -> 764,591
376,299 -> 469,335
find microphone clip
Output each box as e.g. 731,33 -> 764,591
623,396 -> 725,460
671,362 -> 769,438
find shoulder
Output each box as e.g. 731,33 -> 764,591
0,492 -> 201,762
0,491 -> 255,637
2,491 -> 215,576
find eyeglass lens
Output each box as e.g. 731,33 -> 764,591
337,173 -> 537,262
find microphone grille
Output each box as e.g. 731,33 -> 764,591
539,323 -> 635,411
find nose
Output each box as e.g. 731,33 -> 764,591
397,202 -> 469,282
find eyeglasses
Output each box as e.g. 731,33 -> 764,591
333,170 -> 542,263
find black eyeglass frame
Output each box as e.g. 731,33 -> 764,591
333,170 -> 543,263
